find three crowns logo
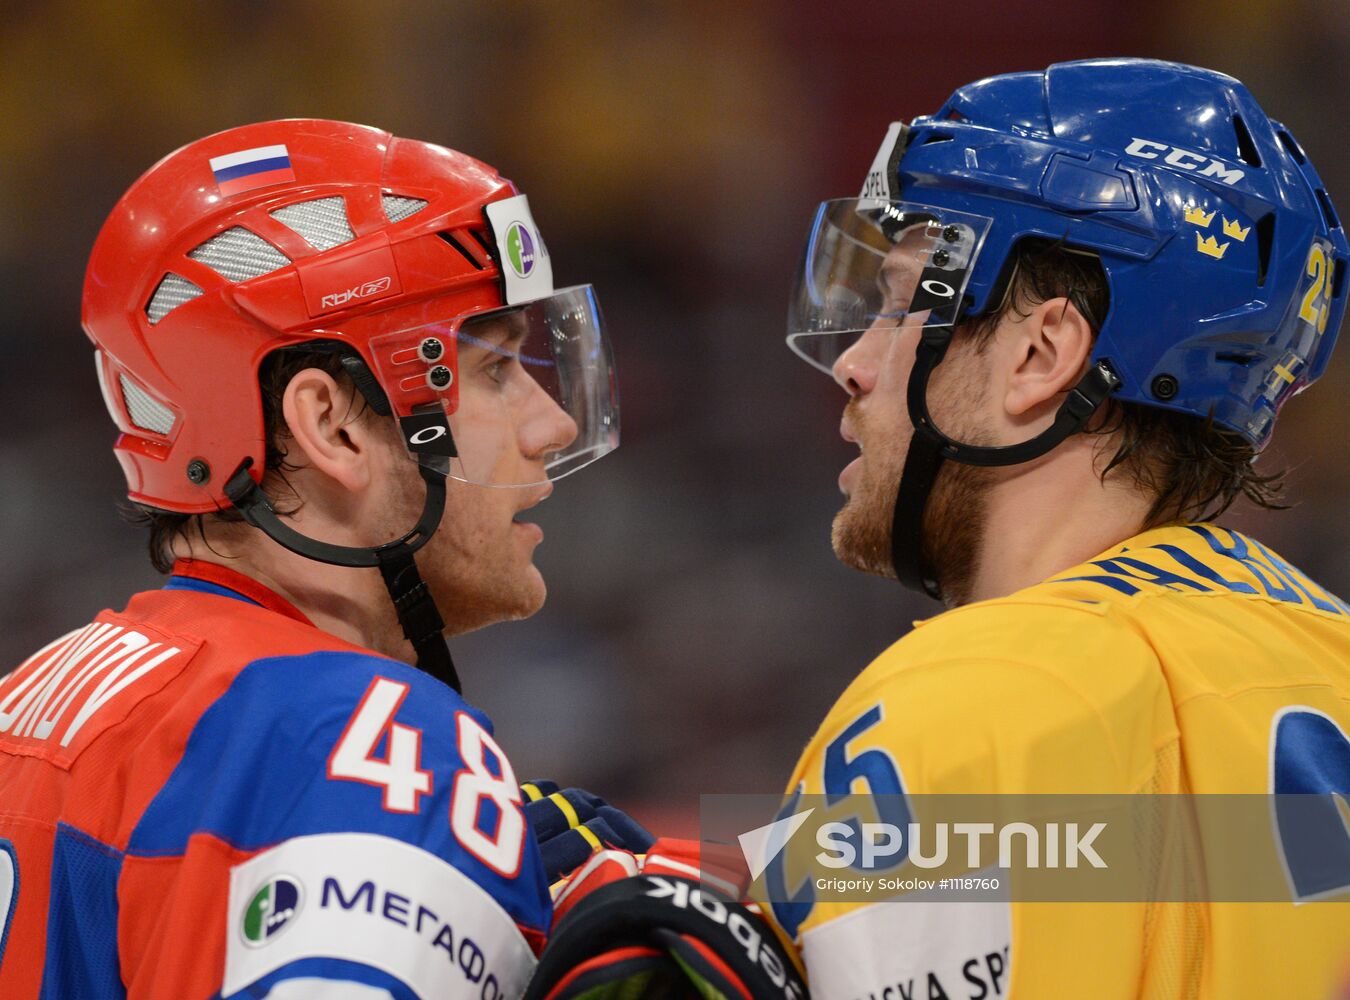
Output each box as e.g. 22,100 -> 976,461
1184,205 -> 1216,227
1184,203 -> 1248,260
1196,233 -> 1229,260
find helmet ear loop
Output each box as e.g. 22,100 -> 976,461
888,320 -> 1123,599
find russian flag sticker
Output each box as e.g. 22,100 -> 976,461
209,144 -> 295,196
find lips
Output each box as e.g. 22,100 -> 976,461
512,483 -> 553,521
840,415 -> 863,496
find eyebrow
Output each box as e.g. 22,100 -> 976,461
460,321 -> 526,352
458,325 -> 552,368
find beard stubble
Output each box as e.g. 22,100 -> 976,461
831,367 -> 994,608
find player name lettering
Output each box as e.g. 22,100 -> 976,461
861,171 -> 888,198
0,622 -> 184,747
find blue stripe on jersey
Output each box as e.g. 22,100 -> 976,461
40,825 -> 125,1000
164,575 -> 263,607
218,958 -> 418,1000
128,650 -> 551,935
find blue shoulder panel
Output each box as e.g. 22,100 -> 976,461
128,650 -> 550,935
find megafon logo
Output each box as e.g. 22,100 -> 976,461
504,222 -> 536,278
320,276 -> 393,310
241,875 -> 303,947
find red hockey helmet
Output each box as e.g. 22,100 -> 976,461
82,120 -> 620,690
83,118 -> 617,514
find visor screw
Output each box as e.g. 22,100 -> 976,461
419,337 -> 445,362
427,365 -> 454,390
186,459 -> 211,485
1151,374 -> 1180,401
932,248 -> 951,268
942,225 -> 961,243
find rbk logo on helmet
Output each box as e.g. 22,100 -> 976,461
320,277 -> 393,311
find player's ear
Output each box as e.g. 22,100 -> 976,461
281,369 -> 375,494
1000,296 -> 1094,418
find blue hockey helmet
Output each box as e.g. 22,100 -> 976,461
788,58 -> 1348,596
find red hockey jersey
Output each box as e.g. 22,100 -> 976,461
0,559 -> 550,998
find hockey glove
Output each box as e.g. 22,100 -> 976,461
522,779 -> 656,884
525,839 -> 808,1000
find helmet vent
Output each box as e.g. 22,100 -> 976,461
1277,130 -> 1307,165
383,194 -> 429,223
1231,114 -> 1262,168
469,229 -> 495,258
436,230 -> 487,270
270,196 -> 355,251
922,132 -> 955,144
119,374 -> 175,436
1255,213 -> 1276,286
1315,189 -> 1341,232
188,227 -> 289,283
145,272 -> 203,324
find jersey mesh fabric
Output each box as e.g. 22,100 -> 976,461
1138,740 -> 1205,1000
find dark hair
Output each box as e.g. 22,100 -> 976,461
961,238 -> 1285,526
125,347 -> 368,573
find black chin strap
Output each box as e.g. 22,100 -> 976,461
223,458 -> 462,693
890,327 -> 1122,599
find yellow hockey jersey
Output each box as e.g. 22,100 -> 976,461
770,523 -> 1350,999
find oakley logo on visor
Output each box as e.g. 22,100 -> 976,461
400,414 -> 457,457
909,273 -> 961,313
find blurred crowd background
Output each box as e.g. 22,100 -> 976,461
3,0 -> 1348,832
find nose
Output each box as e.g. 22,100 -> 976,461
832,325 -> 887,397
519,377 -> 580,461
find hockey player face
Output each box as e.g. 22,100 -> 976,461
385,314 -> 580,633
831,237 -> 995,600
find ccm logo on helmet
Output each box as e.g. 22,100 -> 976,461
320,276 -> 393,310
643,876 -> 804,1000
1124,138 -> 1244,186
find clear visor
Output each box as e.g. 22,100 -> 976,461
787,199 -> 991,375
369,285 -> 618,487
